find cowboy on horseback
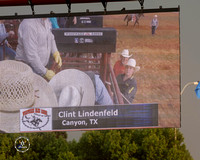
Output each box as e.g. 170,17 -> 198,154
124,13 -> 144,27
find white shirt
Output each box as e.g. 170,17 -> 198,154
16,18 -> 58,76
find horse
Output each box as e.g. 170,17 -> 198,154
124,13 -> 144,27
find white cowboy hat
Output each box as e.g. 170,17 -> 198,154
126,58 -> 140,72
154,15 -> 158,18
59,85 -> 82,107
49,69 -> 95,107
0,60 -> 58,133
121,49 -> 132,58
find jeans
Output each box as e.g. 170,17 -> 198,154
152,26 -> 156,35
0,45 -> 16,60
95,75 -> 113,105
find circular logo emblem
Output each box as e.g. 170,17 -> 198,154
22,108 -> 50,130
15,136 -> 30,153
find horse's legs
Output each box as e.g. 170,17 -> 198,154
133,19 -> 139,27
124,15 -> 128,21
127,20 -> 129,26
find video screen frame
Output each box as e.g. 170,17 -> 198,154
0,7 -> 180,133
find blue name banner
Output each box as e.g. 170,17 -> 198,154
52,103 -> 158,130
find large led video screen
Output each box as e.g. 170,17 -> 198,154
0,10 -> 180,133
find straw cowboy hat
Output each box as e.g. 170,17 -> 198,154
49,69 -> 95,107
126,58 -> 140,72
0,60 -> 58,133
121,49 -> 132,58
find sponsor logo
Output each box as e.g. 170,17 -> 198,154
64,32 -> 103,36
20,108 -> 52,131
79,38 -> 84,43
74,38 -> 79,43
85,39 -> 93,43
81,20 -> 92,24
74,38 -> 93,44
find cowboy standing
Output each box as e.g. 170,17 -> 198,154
151,15 -> 158,35
116,58 -> 140,104
113,49 -> 132,77
15,18 -> 62,80
0,20 -> 16,61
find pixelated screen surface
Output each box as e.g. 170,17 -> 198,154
0,11 -> 180,133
